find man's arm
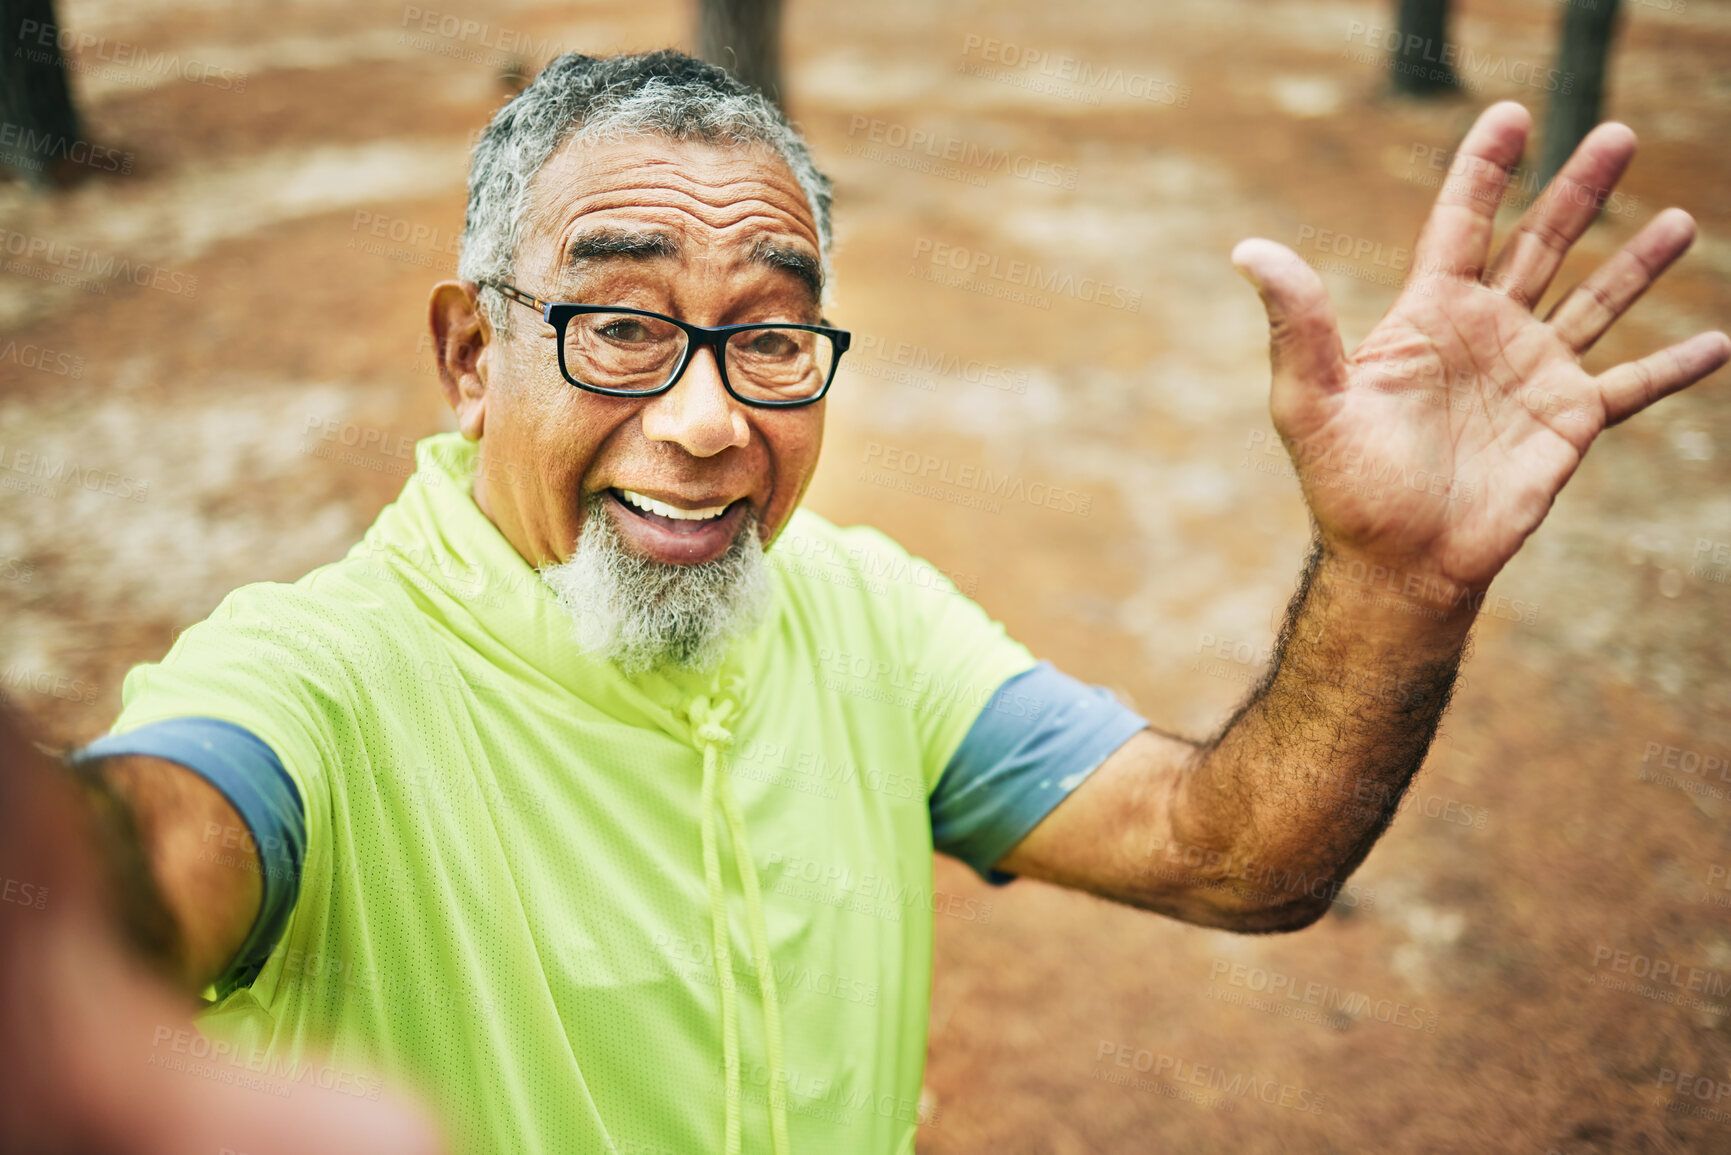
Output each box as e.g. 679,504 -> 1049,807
998,101 -> 1728,928
82,753 -> 264,990
998,541 -> 1469,931
0,706 -> 443,1154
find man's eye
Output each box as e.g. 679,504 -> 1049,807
598,319 -> 653,342
746,330 -> 797,356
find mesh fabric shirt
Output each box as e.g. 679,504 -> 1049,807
109,432 -> 1038,1155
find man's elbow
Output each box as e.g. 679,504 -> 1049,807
1219,894 -> 1333,934
1124,878 -> 1335,934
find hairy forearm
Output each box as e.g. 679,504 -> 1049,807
1172,539 -> 1476,929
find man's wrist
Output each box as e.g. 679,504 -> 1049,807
1312,538 -> 1486,635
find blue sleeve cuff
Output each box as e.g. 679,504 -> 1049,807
72,718 -> 305,996
932,661 -> 1148,885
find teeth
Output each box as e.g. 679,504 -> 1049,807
617,489 -> 732,521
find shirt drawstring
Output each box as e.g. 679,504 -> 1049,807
686,685 -> 791,1155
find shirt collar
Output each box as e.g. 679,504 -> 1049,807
352,432 -> 752,744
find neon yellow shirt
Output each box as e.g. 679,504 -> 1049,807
112,433 -> 1035,1154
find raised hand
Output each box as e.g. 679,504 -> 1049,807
1231,101 -> 1730,597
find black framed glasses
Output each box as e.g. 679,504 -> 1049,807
482,281 -> 850,408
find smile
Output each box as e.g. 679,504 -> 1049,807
615,488 -> 734,521
603,487 -> 752,565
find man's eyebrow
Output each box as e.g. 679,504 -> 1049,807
749,237 -> 823,303
562,228 -> 822,302
564,229 -> 679,266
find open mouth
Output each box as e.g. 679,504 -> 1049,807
603,487 -> 751,564
614,488 -> 736,525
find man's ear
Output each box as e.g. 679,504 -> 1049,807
428,281 -> 492,440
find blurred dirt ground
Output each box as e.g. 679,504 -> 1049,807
3,0 -> 1731,1151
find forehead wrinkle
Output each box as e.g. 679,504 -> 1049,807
586,147 -> 805,201
528,136 -> 820,248
543,161 -> 817,238
558,187 -> 813,240
528,143 -> 823,302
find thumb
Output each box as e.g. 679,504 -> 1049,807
1231,238 -> 1348,399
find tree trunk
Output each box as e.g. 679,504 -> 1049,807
0,0 -> 80,184
697,0 -> 784,109
1539,0 -> 1621,188
1390,0 -> 1459,96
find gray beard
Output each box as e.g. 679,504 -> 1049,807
538,497 -> 772,676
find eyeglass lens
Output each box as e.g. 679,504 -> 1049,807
562,312 -> 836,402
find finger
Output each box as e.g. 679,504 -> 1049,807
1483,121 -> 1636,308
1595,329 -> 1731,427
1409,102 -> 1531,281
1546,208 -> 1698,353
1231,237 -> 1348,398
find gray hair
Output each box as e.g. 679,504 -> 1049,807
539,494 -> 771,674
458,49 -> 834,333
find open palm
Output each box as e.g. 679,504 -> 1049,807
1233,102 -> 1730,594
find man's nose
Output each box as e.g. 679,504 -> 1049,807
638,344 -> 751,457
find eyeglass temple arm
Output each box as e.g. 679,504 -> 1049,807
480,281 -> 547,314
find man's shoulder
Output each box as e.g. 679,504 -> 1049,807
172,561 -> 425,669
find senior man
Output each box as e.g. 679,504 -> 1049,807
62,48 -> 1728,1155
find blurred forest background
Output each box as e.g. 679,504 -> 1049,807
2,0 -> 1730,1150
